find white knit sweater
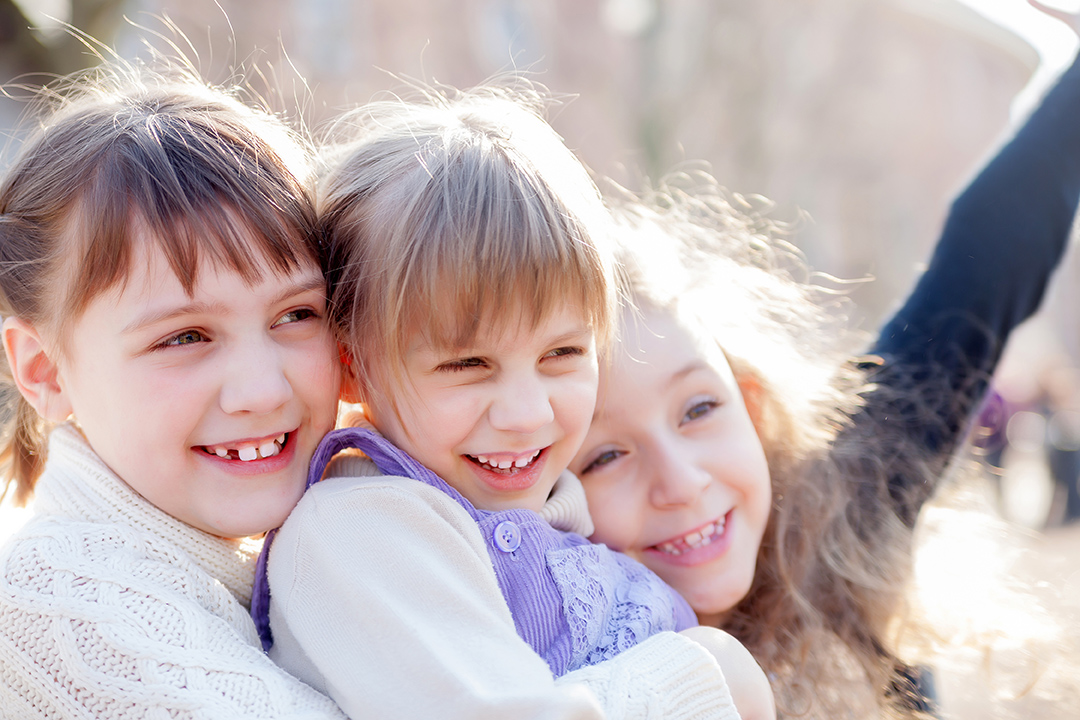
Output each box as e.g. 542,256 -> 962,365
0,424 -> 345,720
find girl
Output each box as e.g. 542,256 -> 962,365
0,62 -> 686,720
0,60 -> 350,717
261,87 -> 768,720
570,13 -> 1080,720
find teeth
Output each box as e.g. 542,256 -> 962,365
208,434 -> 286,462
473,450 -> 540,471
655,517 -> 727,555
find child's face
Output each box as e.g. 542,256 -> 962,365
365,303 -> 599,513
569,308 -> 771,623
49,239 -> 341,538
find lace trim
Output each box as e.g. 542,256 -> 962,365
546,544 -> 678,672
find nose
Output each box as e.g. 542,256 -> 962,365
218,340 -> 293,415
646,437 -> 711,508
487,373 -> 555,435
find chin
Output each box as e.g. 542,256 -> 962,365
683,576 -> 754,621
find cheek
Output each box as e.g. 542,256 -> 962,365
564,379 -> 602,442
736,433 -> 773,531
581,478 -> 641,554
295,340 -> 344,422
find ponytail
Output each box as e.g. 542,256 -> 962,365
0,391 -> 47,506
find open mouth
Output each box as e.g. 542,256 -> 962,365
465,449 -> 542,474
651,513 -> 728,556
201,433 -> 289,462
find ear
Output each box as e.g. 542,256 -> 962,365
3,317 -> 72,423
337,343 -> 364,404
736,371 -> 764,432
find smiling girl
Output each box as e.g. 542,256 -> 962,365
570,33 -> 1080,720
257,87 -> 771,720
0,62 -> 350,717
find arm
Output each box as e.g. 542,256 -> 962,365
267,475 -> 734,720
863,47 -> 1080,521
0,518 -> 346,720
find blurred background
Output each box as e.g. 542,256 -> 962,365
1,0 -> 1075,324
2,0 -> 1080,715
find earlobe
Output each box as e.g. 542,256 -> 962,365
3,317 -> 72,423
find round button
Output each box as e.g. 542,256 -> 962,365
493,521 -> 522,553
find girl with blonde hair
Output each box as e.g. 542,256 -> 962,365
258,85 -> 771,720
571,19 -> 1080,720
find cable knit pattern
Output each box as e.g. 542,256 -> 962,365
539,473 -> 595,537
0,424 -> 345,719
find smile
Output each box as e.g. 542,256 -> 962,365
653,514 -> 727,556
201,433 -> 288,462
466,449 -> 542,474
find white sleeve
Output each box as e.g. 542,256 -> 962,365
0,520 -> 347,720
267,475 -> 738,720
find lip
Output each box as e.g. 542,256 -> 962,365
194,429 -> 299,476
464,446 -> 548,493
643,510 -> 734,567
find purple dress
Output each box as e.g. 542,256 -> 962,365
253,426 -> 697,676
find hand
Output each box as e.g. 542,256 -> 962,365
1029,0 -> 1080,35
680,626 -> 776,720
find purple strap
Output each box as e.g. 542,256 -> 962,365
251,427 -> 474,651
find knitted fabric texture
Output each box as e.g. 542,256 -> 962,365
253,426 -> 695,675
0,424 -> 345,720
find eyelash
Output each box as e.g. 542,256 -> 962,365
581,448 -> 624,475
546,346 -> 585,359
683,399 -> 719,424
437,346 -> 586,372
438,357 -> 487,372
157,329 -> 208,349
272,307 -> 319,327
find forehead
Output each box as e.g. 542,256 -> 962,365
610,307 -> 734,387
123,215 -> 316,285
75,233 -> 321,328
410,293 -> 592,352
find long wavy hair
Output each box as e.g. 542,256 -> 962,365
610,173 -> 938,719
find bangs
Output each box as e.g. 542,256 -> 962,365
42,86 -> 317,337
323,96 -> 616,396
388,146 -> 609,354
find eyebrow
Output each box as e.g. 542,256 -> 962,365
667,360 -> 711,389
121,275 -> 326,335
547,326 -> 593,347
592,358 -> 711,422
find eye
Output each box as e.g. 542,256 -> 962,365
157,329 -> 208,349
580,448 -> 625,475
272,307 -> 319,328
438,357 -> 488,372
682,398 -> 719,425
545,346 -> 584,360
